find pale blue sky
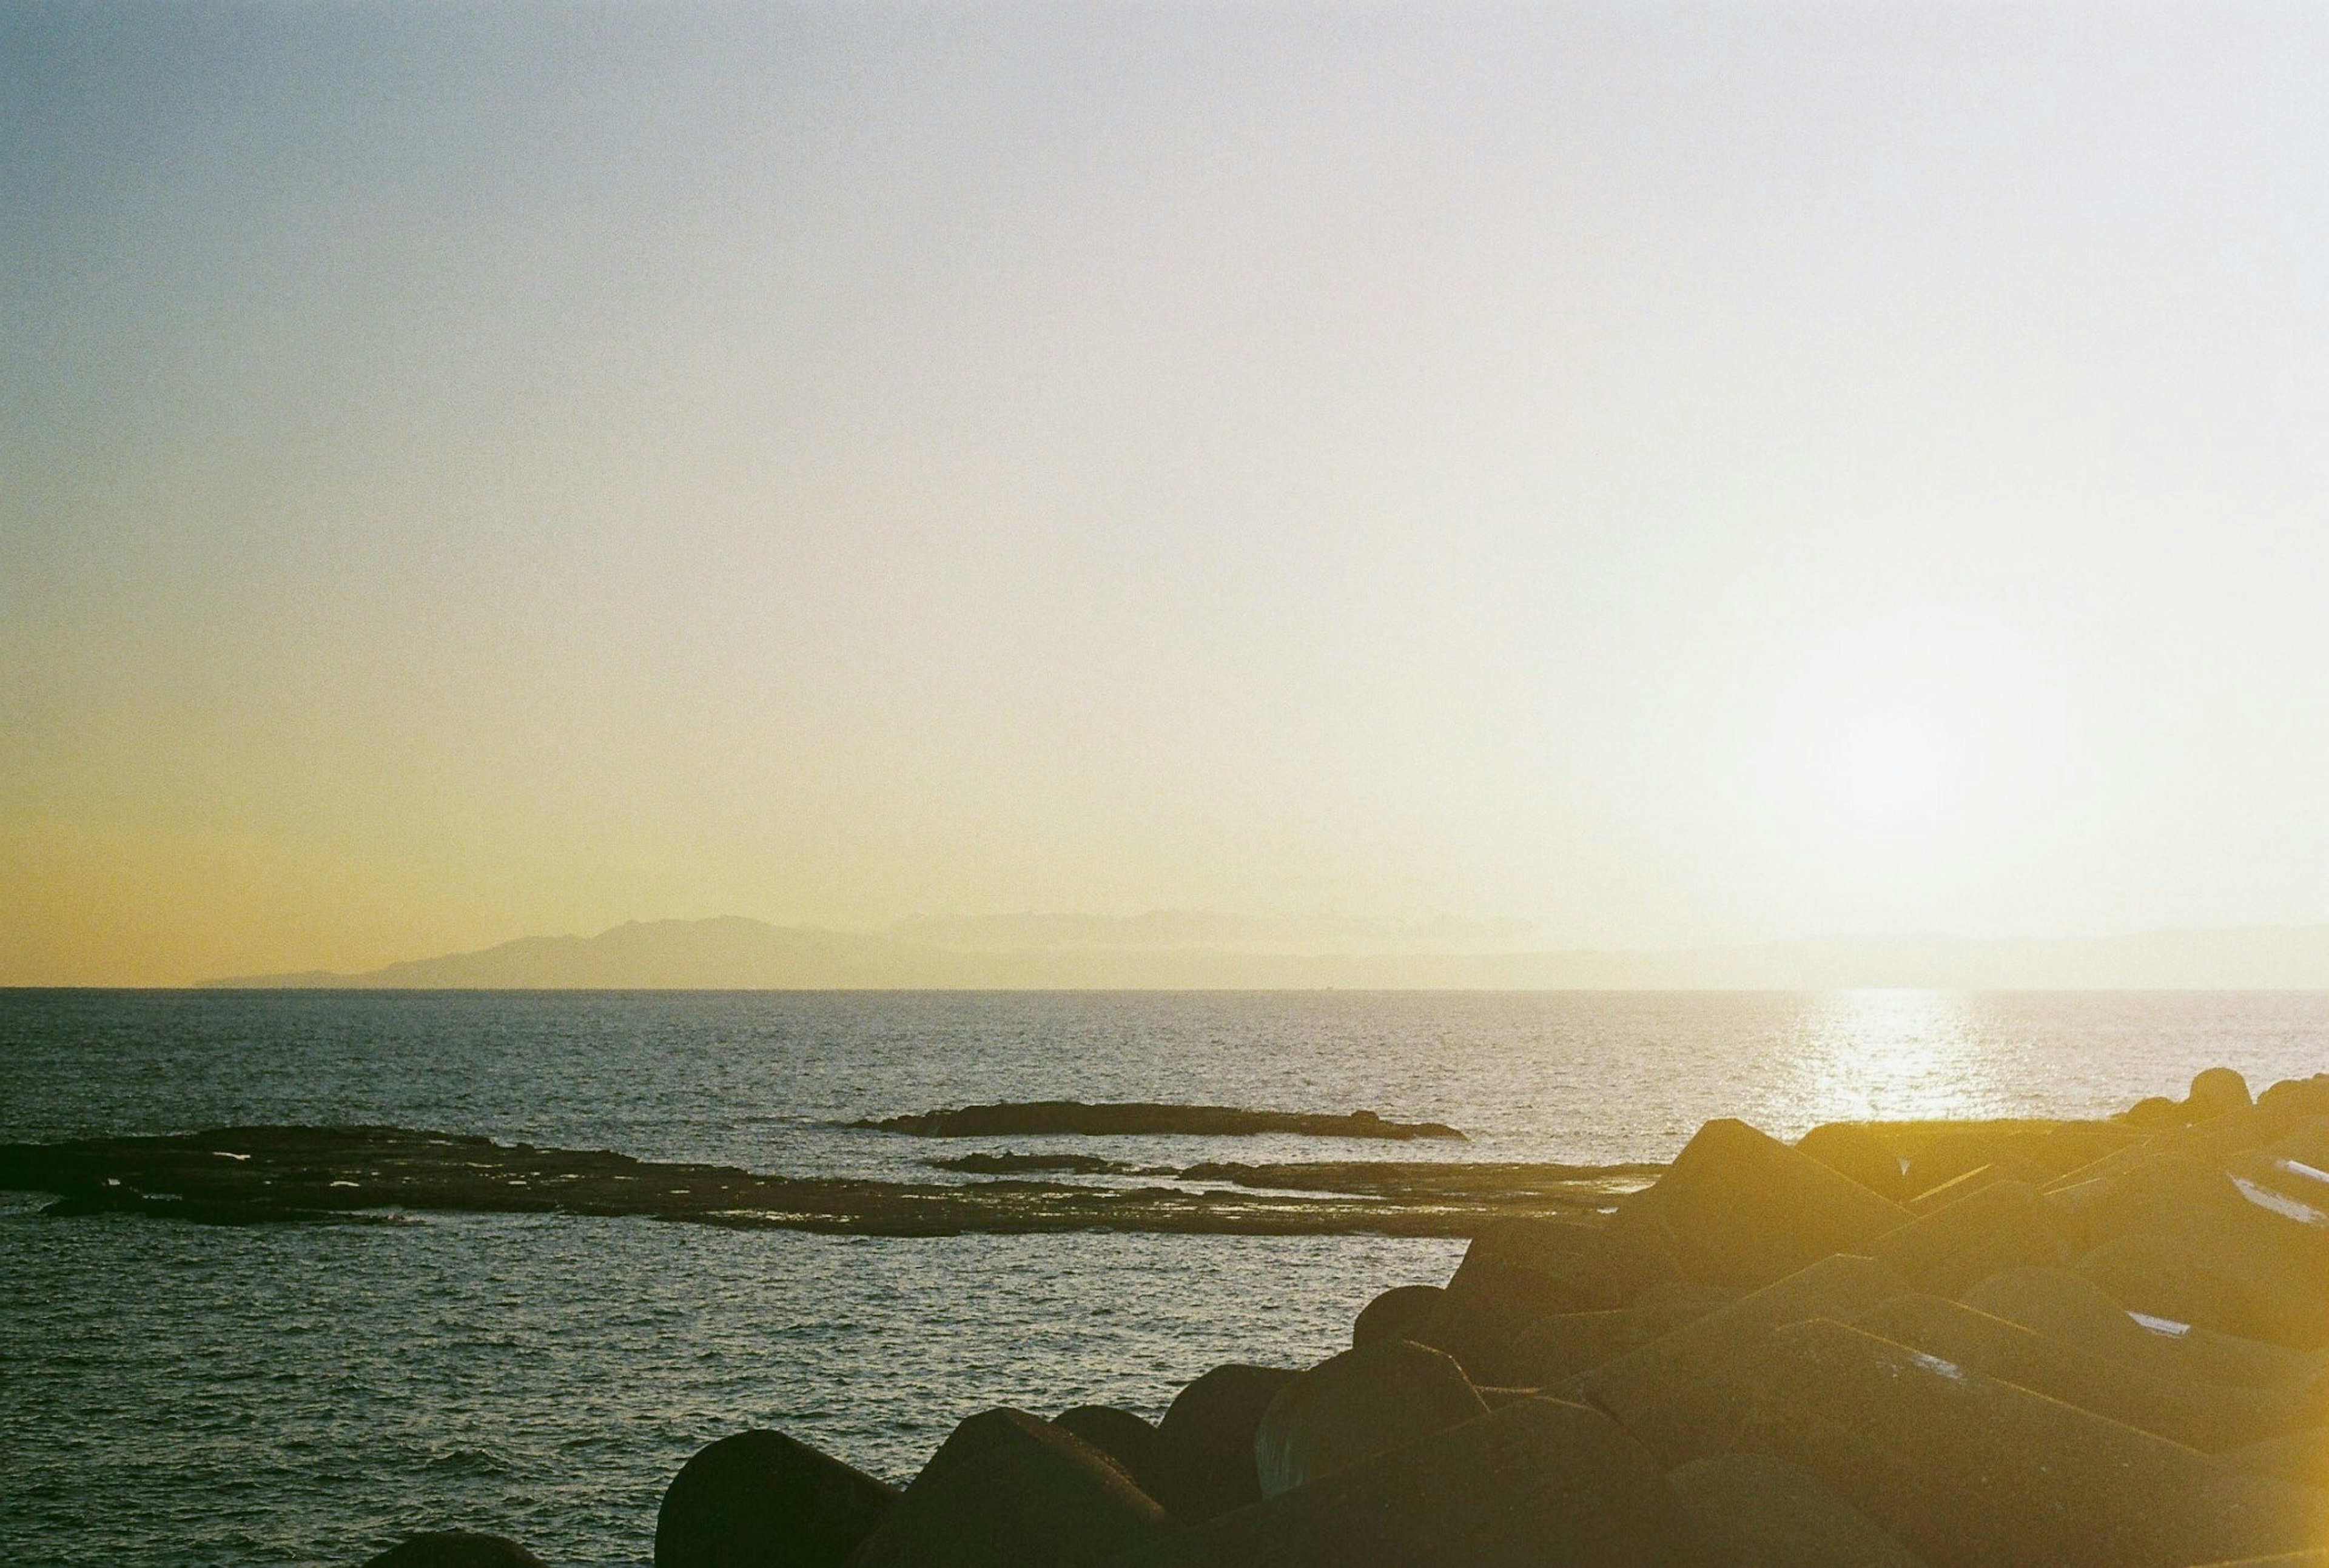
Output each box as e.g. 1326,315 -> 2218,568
5,2 -> 2328,980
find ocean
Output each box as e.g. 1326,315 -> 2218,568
6,987 -> 2328,1566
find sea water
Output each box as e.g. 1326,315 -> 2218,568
5,988 -> 2327,1566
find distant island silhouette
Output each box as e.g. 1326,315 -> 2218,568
201,914 -> 2329,990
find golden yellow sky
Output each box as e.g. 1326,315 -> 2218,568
7,4 -> 2329,984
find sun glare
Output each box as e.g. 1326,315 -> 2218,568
1758,611 -> 2068,872
1826,709 -> 1961,831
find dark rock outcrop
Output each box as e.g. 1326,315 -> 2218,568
848,1408 -> 1171,1568
1251,1340 -> 1484,1496
852,1102 -> 1465,1141
654,1429 -> 896,1568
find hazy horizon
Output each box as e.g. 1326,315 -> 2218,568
10,3 -> 2329,985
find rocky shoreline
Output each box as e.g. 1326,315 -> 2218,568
35,1069 -> 2329,1566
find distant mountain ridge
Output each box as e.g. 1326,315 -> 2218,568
204,914 -> 2329,990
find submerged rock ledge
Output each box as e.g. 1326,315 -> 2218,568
0,1125 -> 1624,1236
357,1064 -> 2329,1566
850,1101 -> 1468,1141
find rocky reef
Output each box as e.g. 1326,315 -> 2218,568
0,1123 -> 1634,1236
852,1101 -> 1468,1141
354,1065 -> 2329,1566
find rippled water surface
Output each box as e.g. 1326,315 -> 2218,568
5,988 -> 2328,1565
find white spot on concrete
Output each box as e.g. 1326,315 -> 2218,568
2234,1176 -> 2329,1227
1909,1350 -> 1966,1381
2277,1158 -> 2329,1187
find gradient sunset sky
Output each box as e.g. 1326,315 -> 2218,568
6,2 -> 2328,984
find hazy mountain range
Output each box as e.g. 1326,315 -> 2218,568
204,914 -> 2329,990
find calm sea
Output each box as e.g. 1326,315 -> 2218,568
5,988 -> 2327,1566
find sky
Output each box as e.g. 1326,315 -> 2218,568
5,2 -> 2328,985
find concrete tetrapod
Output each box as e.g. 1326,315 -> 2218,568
1109,1398 -> 1709,1568
1736,1318 -> 2329,1568
1558,1253 -> 1906,1465
1146,1364 -> 1297,1523
1961,1265 -> 2327,1393
1864,1181 -> 2075,1298
848,1409 -> 1174,1568
1666,1453 -> 1925,1568
655,1430 -> 897,1568
1853,1293 -> 2308,1452
1053,1407 -> 1160,1496
1251,1339 -> 1486,1498
1604,1120 -> 1912,1291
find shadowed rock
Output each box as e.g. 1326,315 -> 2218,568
1351,1284 -> 1445,1349
1114,1398 -> 1709,1567
852,1102 -> 1465,1140
1052,1407 -> 1158,1493
1797,1124 -> 1912,1203
1961,1265 -> 2326,1393
1853,1293 -> 2307,1452
1147,1364 -> 1298,1523
1413,1216 -> 1676,1383
1504,1295 -> 1733,1387
1251,1340 -> 1485,1497
1558,1254 -> 1904,1465
2220,1427 -> 2329,1490
2082,1233 -> 2327,1350
2194,1068 -> 2258,1120
1607,1120 -> 1912,1290
1738,1318 -> 2328,1568
654,1429 -> 896,1568
1667,1453 -> 1925,1568
362,1534 -> 546,1567
849,1408 -> 1171,1568
1866,1181 -> 2075,1296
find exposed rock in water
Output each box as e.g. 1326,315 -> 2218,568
852,1101 -> 1466,1141
0,1126 -> 1616,1238
924,1152 -> 1158,1176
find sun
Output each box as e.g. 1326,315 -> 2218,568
1824,708 -> 1961,832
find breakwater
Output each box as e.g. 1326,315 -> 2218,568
330,1066 -> 2329,1565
